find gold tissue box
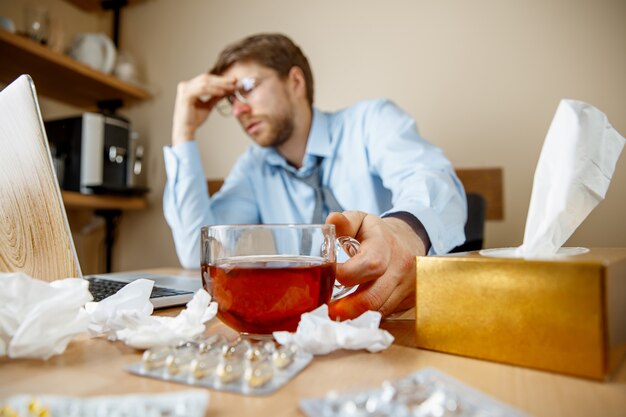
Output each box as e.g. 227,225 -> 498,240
415,248 -> 626,380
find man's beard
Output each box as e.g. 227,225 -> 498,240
256,109 -> 294,148
269,111 -> 294,148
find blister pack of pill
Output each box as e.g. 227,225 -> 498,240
299,368 -> 529,417
127,335 -> 313,395
0,391 -> 208,417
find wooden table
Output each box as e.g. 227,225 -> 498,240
1,270 -> 625,417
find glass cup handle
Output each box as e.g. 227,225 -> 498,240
332,236 -> 361,299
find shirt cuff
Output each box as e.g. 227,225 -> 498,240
163,141 -> 205,182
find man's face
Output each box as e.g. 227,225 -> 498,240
222,61 -> 295,148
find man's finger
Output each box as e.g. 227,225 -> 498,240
330,264 -> 414,320
327,211 -> 389,286
335,243 -> 388,286
326,211 -> 366,238
329,280 -> 383,320
329,267 -> 403,319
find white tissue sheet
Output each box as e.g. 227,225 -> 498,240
85,279 -> 218,349
0,272 -> 92,359
517,100 -> 626,258
273,305 -> 394,355
85,279 -> 155,337
515,99 -> 625,258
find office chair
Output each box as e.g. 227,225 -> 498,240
450,192 -> 487,253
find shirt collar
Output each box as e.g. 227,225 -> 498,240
260,107 -> 332,173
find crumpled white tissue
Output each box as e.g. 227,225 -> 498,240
0,272 -> 92,359
273,305 -> 394,355
85,279 -> 218,349
85,279 -> 155,337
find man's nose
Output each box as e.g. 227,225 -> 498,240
232,99 -> 251,117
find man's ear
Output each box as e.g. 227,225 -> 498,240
287,66 -> 307,99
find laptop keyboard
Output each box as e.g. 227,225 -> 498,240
86,276 -> 194,302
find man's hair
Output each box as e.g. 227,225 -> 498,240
210,33 -> 314,106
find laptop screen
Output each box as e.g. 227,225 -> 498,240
0,75 -> 82,281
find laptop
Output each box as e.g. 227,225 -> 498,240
0,75 -> 201,308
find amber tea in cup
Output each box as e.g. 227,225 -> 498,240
201,224 -> 359,335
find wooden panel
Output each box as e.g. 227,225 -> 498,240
62,191 -> 147,210
0,76 -> 80,280
0,30 -> 150,108
208,167 -> 504,220
455,167 -> 504,220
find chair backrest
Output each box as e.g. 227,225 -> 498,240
206,167 -> 504,251
207,179 -> 225,196
450,192 -> 487,253
454,167 -> 504,221
0,75 -> 81,281
450,167 -> 504,252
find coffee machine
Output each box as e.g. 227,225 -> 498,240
45,112 -> 148,195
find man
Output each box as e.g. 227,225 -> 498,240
164,33 -> 466,320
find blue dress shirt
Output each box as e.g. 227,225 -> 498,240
163,99 -> 467,268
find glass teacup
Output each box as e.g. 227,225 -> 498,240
201,224 -> 359,336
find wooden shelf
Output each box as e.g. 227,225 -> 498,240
0,29 -> 150,108
65,0 -> 145,12
62,191 -> 147,210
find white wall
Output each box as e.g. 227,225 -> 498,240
2,0 -> 625,271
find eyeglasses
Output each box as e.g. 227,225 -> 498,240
215,76 -> 268,116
